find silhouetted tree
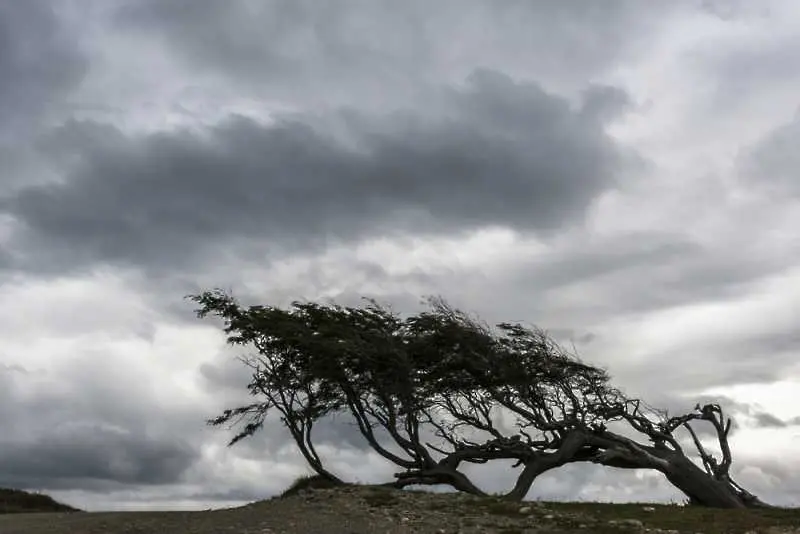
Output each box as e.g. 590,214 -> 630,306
191,291 -> 493,493
408,298 -> 773,508
189,290 -> 772,508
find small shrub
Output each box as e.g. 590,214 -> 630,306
279,474 -> 347,499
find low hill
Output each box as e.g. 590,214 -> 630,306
0,488 -> 82,514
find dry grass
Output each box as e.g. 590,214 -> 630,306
277,473 -> 350,498
532,500 -> 800,533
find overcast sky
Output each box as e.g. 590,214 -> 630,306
1,0 -> 799,512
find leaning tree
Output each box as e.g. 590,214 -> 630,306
190,290 -> 773,508
408,298 -> 774,508
191,290 -> 504,494
190,289 -> 623,496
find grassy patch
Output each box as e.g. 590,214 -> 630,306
278,474 -> 350,499
270,477 -> 800,534
542,500 -> 800,533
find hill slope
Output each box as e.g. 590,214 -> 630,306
0,484 -> 798,533
0,488 -> 82,514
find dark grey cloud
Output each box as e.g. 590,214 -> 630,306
116,0 -> 671,106
0,0 -> 85,140
2,70 -> 633,275
0,0 -> 87,209
0,357 -> 201,494
0,426 -> 197,491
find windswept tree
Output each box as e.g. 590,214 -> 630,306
189,290 -> 613,495
584,399 -> 774,508
190,290 -> 773,508
191,290 -> 485,492
195,290 -> 346,483
410,299 -> 773,508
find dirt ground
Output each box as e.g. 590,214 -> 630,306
0,484 -> 798,534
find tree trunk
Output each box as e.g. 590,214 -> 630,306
585,431 -> 772,509
660,455 -> 747,508
504,431 -> 591,501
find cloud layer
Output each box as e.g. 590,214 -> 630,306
3,71 -> 633,277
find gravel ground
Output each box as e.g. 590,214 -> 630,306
0,485 -> 797,534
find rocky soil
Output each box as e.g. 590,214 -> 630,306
0,484 -> 798,534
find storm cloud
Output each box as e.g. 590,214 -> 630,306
3,71 -> 632,276
116,0 -> 672,107
0,1 -> 85,136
